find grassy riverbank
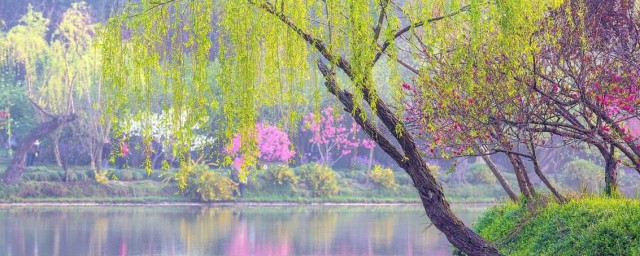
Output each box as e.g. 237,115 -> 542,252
475,196 -> 640,255
0,179 -> 499,204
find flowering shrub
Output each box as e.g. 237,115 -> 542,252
256,123 -> 296,162
370,165 -> 398,192
225,122 -> 295,173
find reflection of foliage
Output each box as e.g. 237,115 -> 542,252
562,159 -> 603,193
370,165 -> 398,192
465,163 -> 496,184
263,164 -> 299,194
180,208 -> 235,251
296,164 -> 339,197
373,214 -> 397,248
307,209 -> 339,248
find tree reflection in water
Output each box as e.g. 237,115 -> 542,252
0,204 -> 487,255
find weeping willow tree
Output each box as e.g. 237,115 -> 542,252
100,0 -> 562,254
0,3 -> 101,183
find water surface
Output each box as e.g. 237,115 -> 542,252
0,204 -> 488,256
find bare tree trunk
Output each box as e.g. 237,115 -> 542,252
527,143 -> 565,203
531,157 -> 564,202
480,153 -> 519,202
1,114 -> 77,184
366,147 -> 374,184
406,157 -> 499,255
53,136 -> 63,168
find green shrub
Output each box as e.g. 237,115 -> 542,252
562,159 -> 603,192
350,171 -> 368,184
475,197 -> 640,255
463,163 -> 496,184
263,164 -> 299,194
394,171 -> 412,185
184,165 -> 238,201
296,164 -> 339,198
66,170 -> 89,182
370,165 -> 399,192
131,170 -> 145,180
116,170 -> 134,181
426,163 -> 442,182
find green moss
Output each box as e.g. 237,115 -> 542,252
475,197 -> 640,255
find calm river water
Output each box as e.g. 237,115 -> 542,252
0,204 -> 488,256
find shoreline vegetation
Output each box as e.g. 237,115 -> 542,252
0,164 -> 504,205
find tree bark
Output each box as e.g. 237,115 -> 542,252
405,157 -> 499,255
1,114 -> 77,184
53,136 -> 63,168
480,152 -> 519,202
597,144 -> 618,196
507,153 -> 534,198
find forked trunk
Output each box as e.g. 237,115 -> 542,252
1,114 -> 77,184
507,153 -> 536,198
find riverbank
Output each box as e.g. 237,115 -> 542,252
0,165 -> 504,204
0,180 -> 499,204
475,196 -> 640,255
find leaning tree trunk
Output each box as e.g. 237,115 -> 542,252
404,157 -> 499,255
531,157 -> 565,202
317,61 -> 499,255
1,114 -> 77,184
480,153 -> 519,202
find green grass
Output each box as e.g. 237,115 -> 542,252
475,196 -> 640,255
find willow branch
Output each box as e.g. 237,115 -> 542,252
253,0 -> 354,78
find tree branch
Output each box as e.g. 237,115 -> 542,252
373,0 -> 390,42
373,4 -> 471,64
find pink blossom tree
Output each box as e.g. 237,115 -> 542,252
226,123 -> 295,172
303,107 -> 365,167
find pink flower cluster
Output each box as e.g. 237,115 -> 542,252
303,107 -> 373,165
256,123 -> 295,162
226,123 -> 295,170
